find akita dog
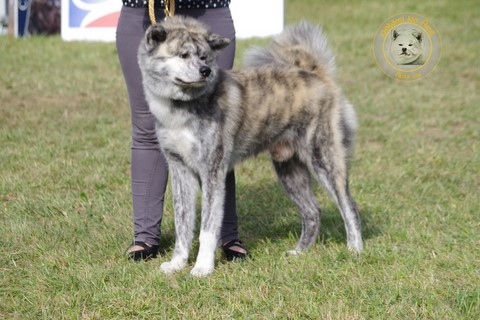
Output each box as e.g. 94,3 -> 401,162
138,16 -> 363,277
390,28 -> 426,65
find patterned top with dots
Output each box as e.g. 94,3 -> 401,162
122,0 -> 231,9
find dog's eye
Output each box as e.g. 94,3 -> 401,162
398,44 -> 403,46
199,55 -> 207,61
179,53 -> 189,59
408,44 -> 413,46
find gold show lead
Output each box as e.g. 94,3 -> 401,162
148,0 -> 175,25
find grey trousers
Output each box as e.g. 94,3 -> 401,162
116,6 -> 239,246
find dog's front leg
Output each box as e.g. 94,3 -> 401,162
190,170 -> 227,277
160,162 -> 199,274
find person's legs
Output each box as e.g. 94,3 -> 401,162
117,6 -> 247,259
116,7 -> 168,252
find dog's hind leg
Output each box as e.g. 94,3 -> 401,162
311,152 -> 363,252
273,157 -> 322,254
160,162 -> 199,274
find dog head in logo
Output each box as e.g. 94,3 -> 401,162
390,28 -> 425,65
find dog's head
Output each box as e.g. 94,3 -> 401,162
390,28 -> 423,65
138,16 -> 230,101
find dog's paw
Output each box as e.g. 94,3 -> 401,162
287,249 -> 304,255
347,240 -> 363,253
190,264 -> 214,277
160,259 -> 187,274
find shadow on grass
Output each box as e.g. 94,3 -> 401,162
156,179 -> 381,256
236,180 -> 382,252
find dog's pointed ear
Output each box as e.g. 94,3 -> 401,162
145,24 -> 167,51
392,29 -> 399,40
207,33 -> 230,51
412,30 -> 423,42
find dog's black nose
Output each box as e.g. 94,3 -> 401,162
200,66 -> 211,78
402,47 -> 407,52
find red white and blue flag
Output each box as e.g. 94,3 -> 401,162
68,0 -> 120,28
61,0 -> 121,41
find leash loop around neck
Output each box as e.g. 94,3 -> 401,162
148,0 -> 175,25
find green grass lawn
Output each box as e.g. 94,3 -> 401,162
1,0 -> 479,318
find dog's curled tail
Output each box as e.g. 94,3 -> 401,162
244,21 -> 336,77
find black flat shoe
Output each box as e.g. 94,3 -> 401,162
127,241 -> 159,261
222,239 -> 250,261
